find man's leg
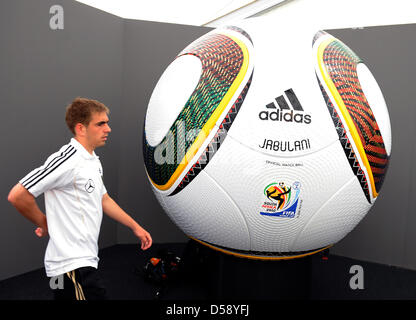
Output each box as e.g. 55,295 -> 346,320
50,267 -> 107,300
76,267 -> 107,300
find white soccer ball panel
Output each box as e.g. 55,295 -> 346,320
225,23 -> 339,158
293,176 -> 372,251
152,169 -> 251,250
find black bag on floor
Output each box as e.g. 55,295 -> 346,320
141,249 -> 181,299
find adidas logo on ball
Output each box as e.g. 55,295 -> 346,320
258,88 -> 312,124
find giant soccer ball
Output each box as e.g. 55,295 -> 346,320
143,18 -> 391,259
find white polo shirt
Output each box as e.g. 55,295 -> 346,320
19,138 -> 107,277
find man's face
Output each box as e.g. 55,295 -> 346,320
85,111 -> 111,149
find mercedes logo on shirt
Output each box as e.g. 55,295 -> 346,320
85,179 -> 95,193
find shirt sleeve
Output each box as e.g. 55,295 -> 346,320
101,182 -> 107,197
19,146 -> 77,198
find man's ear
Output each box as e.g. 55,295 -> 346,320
74,123 -> 86,137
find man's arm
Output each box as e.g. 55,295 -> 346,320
7,183 -> 48,237
102,193 -> 152,250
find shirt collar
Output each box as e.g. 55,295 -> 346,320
70,138 -> 99,160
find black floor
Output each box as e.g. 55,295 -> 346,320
1,242 -> 416,301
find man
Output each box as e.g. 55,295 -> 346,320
8,97 -> 152,300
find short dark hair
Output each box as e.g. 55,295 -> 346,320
65,97 -> 109,135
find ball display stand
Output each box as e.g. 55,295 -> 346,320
181,239 -> 316,300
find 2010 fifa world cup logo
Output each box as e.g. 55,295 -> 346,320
260,181 -> 301,218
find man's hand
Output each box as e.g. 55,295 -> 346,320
35,227 -> 48,238
133,226 -> 152,250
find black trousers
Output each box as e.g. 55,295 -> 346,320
51,267 -> 107,300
